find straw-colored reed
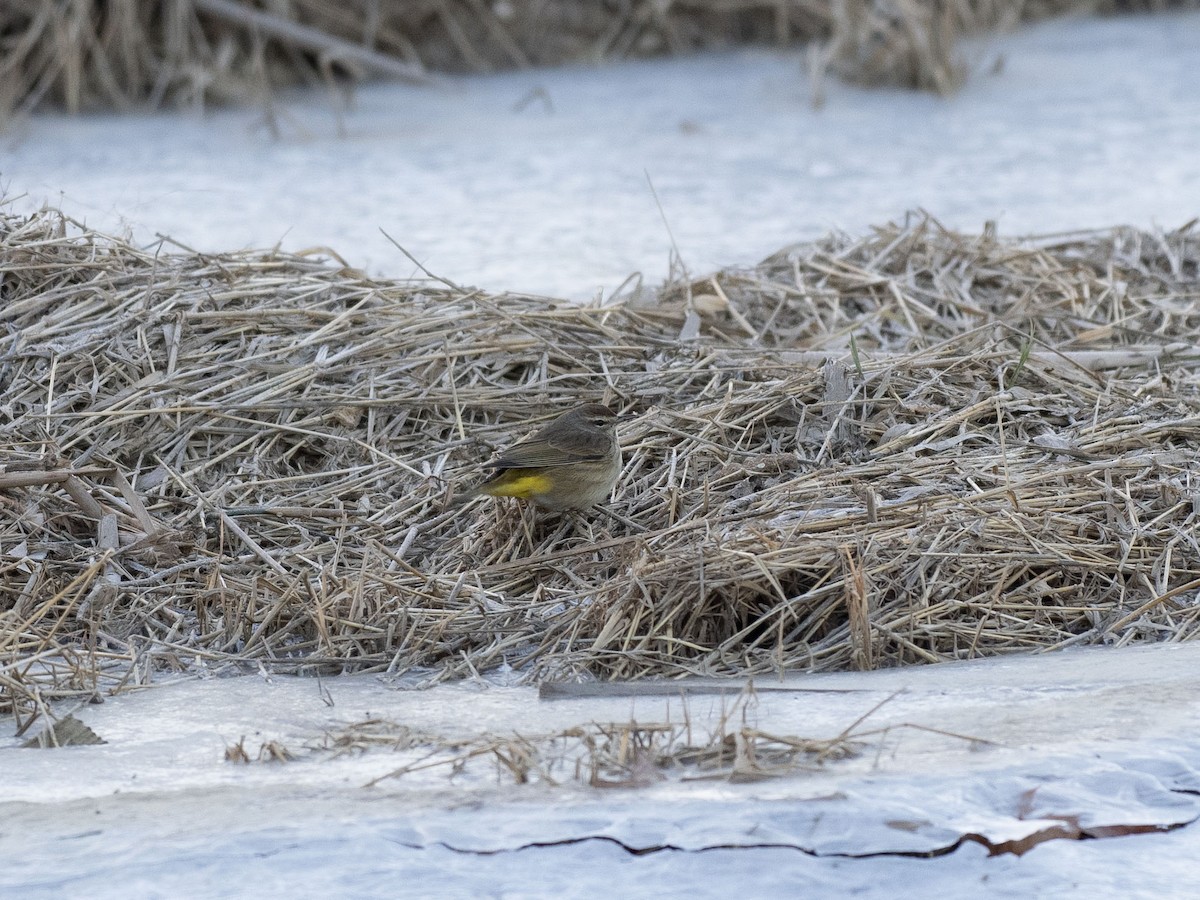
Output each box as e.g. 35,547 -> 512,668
3,0 -> 1193,119
1,207 -> 1199,722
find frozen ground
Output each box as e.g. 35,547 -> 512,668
5,644 -> 1200,898
2,12 -> 1199,299
4,10 -> 1200,897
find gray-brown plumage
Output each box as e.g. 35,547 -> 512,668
459,403 -> 622,511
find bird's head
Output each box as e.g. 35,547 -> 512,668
571,403 -> 620,430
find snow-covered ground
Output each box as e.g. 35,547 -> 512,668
5,644 -> 1200,898
3,13 -> 1199,299
4,10 -> 1200,897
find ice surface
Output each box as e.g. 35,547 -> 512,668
5,644 -> 1200,897
2,13 -> 1198,300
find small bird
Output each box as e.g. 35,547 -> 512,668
458,403 -> 622,511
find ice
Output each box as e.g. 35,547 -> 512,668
5,644 -> 1200,895
2,13 -> 1198,300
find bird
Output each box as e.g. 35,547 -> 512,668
457,403 -> 622,511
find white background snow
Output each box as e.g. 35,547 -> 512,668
3,11 -> 1200,898
3,12 -> 1199,299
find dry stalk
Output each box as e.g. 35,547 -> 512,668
3,0 -> 1193,119
1,206 -> 1199,716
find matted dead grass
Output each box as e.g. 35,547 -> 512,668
3,0 -> 1196,119
1,205 -> 1199,721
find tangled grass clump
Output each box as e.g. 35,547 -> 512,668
1,206 -> 1199,722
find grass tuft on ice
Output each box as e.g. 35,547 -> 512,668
1,206 -> 1199,719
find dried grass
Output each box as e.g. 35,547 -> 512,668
243,686 -> 880,786
2,0 -> 1196,120
2,206 -> 1200,720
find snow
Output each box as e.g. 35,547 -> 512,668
3,13 -> 1199,300
4,9 -> 1200,896
6,644 -> 1200,897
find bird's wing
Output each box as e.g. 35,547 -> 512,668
492,425 -> 609,469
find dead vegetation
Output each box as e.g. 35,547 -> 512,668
1,205 -> 1200,721
2,0 -> 1196,119
220,686 -> 876,787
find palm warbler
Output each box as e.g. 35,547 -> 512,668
459,403 -> 622,511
